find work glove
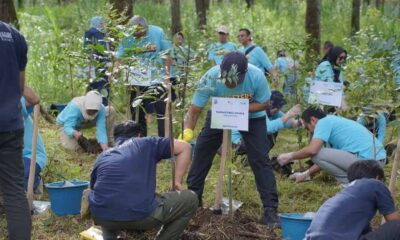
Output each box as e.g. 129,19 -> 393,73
277,152 -> 294,166
289,170 -> 311,183
179,129 -> 194,142
284,104 -> 302,119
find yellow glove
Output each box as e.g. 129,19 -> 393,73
179,129 -> 194,142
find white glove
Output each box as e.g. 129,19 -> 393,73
289,170 -> 311,183
285,104 -> 302,119
277,152 -> 294,166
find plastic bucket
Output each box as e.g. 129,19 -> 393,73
280,213 -> 313,240
45,180 -> 89,216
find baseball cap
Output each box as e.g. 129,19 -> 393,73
270,90 -> 286,109
85,90 -> 102,110
217,25 -> 229,34
220,51 -> 248,85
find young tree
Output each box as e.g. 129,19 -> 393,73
171,0 -> 182,35
0,0 -> 18,27
109,0 -> 133,22
195,0 -> 207,28
351,0 -> 361,36
305,0 -> 321,65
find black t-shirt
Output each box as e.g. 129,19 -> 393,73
0,21 -> 28,132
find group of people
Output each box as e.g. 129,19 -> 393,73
1,12 -> 400,240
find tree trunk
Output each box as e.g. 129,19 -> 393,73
375,0 -> 381,8
398,0 -> 400,19
109,0 -> 133,23
0,0 -> 19,28
195,0 -> 207,29
153,0 -> 163,3
18,0 -> 23,8
305,0 -> 321,65
351,0 -> 361,36
245,0 -> 254,8
205,0 -> 210,10
170,0 -> 182,35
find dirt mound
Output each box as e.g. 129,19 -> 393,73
182,208 -> 278,240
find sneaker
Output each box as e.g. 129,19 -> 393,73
261,207 -> 281,229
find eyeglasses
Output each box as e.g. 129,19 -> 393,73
237,34 -> 247,38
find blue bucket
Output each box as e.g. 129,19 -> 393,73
45,180 -> 89,216
280,213 -> 314,240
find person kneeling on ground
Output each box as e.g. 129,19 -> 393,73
89,120 -> 197,240
278,107 -> 386,183
305,160 -> 400,239
56,90 -> 115,152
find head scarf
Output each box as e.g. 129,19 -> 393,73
327,46 -> 345,82
90,16 -> 104,31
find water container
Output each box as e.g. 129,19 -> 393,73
45,180 -> 89,216
280,213 -> 314,240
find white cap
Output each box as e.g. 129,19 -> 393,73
85,91 -> 102,110
216,25 -> 229,34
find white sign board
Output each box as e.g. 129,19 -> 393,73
211,97 -> 249,131
308,81 -> 344,107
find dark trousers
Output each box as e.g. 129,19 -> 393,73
187,111 -> 279,209
130,86 -> 166,137
23,157 -> 42,192
360,220 -> 400,240
0,130 -> 31,240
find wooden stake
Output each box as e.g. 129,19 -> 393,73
165,83 -> 176,191
27,104 -> 40,210
213,129 -> 230,214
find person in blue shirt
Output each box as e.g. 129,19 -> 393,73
181,52 -> 280,228
20,87 -> 47,192
274,50 -> 298,95
56,90 -> 115,152
357,108 -> 386,144
306,160 -> 400,240
84,16 -> 111,106
278,107 -> 386,183
89,120 -> 197,240
231,90 -> 301,151
237,28 -> 277,79
315,46 -> 347,83
0,20 -> 31,239
114,16 -> 172,137
207,25 -> 237,65
392,50 -> 400,86
320,40 -> 334,63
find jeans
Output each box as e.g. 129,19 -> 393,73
360,220 -> 400,240
187,111 -> 278,209
93,190 -> 198,240
23,157 -> 41,192
0,129 -> 31,240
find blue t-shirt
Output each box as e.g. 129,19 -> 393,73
357,112 -> 386,144
192,64 -> 270,119
21,98 -> 47,170
0,21 -> 28,132
89,137 -> 171,221
315,60 -> 344,83
391,54 -> 400,86
312,115 -> 386,160
56,101 -> 108,144
84,27 -> 108,50
207,42 -> 237,65
239,44 -> 273,72
306,178 -> 396,240
231,111 -> 291,144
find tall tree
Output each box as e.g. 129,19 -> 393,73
305,0 -> 321,64
245,0 -> 254,8
109,0 -> 133,22
0,0 -> 19,27
205,0 -> 210,10
375,0 -> 382,8
195,0 -> 207,28
351,0 -> 361,36
170,0 -> 182,35
18,0 -> 23,8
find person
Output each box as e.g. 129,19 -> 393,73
84,16 -> 111,106
305,160 -> 400,239
181,51 -> 280,227
321,40 -> 334,63
357,108 -> 387,144
56,90 -> 116,152
0,20 -> 31,239
392,50 -> 400,87
237,28 -> 276,78
207,25 -> 237,65
277,107 -> 386,184
21,87 -> 47,192
89,120 -> 197,240
274,50 -> 298,95
315,46 -> 346,83
115,15 -> 171,137
231,90 -> 301,151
